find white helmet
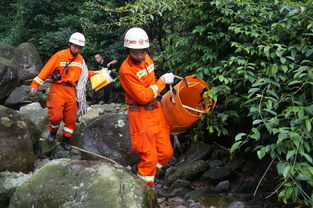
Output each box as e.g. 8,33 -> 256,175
69,32 -> 85,47
124,27 -> 150,49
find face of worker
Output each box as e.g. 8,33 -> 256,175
128,49 -> 146,63
69,43 -> 82,56
94,54 -> 103,64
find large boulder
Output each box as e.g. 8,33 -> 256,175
9,159 -> 159,208
4,85 -> 47,109
13,42 -> 43,82
0,171 -> 31,208
0,105 -> 37,173
0,62 -> 18,101
73,104 -> 139,166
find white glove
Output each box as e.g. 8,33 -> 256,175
161,73 -> 174,84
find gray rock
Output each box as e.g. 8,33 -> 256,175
0,43 -> 15,60
169,179 -> 191,192
73,104 -> 139,166
176,142 -> 213,167
156,186 -> 191,198
13,42 -> 43,82
9,159 -> 159,208
19,102 -> 42,111
201,167 -> 232,183
19,108 -> 49,139
166,160 -> 209,184
186,187 -> 233,208
0,105 -> 37,173
51,145 -> 82,160
228,201 -> 246,208
0,171 -> 31,208
0,63 -> 18,100
209,159 -> 223,168
4,85 -> 46,108
214,180 -> 230,193
35,138 -> 58,158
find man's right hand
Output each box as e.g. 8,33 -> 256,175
161,73 -> 174,85
30,87 -> 38,95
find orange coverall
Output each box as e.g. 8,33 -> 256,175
31,48 -> 94,137
119,54 -> 173,187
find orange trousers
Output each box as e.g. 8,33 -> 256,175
128,101 -> 173,187
47,83 -> 77,137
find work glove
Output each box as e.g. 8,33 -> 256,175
161,73 -> 174,85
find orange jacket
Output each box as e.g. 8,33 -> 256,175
31,48 -> 95,89
119,54 -> 166,105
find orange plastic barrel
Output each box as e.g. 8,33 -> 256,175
161,76 -> 215,133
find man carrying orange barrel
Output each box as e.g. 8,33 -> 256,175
119,27 -> 174,188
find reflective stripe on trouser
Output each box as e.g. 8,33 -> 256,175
128,101 -> 173,188
47,83 -> 78,137
156,163 -> 163,170
48,123 -> 59,132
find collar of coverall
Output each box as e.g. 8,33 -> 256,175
127,54 -> 148,68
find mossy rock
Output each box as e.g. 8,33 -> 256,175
9,159 -> 159,208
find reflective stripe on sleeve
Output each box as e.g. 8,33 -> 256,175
34,76 -> 44,85
147,64 -> 154,73
150,85 -> 158,98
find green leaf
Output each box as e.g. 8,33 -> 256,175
253,119 -> 263,125
277,162 -> 285,175
286,150 -> 295,161
251,128 -> 260,140
305,119 -> 312,132
264,46 -> 270,57
277,133 -> 288,144
257,147 -> 266,159
235,133 -> 246,141
301,153 -> 313,164
283,165 -> 291,178
230,141 -> 242,153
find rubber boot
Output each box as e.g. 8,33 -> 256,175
47,132 -> 57,144
60,136 -> 72,151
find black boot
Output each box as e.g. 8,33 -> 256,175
60,136 -> 72,151
131,164 -> 138,174
47,132 -> 57,144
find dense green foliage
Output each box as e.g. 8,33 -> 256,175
1,0 -> 312,205
0,0 -> 126,65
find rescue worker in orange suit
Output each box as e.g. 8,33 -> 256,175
119,27 -> 174,187
30,32 -> 97,151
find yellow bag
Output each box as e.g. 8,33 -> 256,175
90,69 -> 111,91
